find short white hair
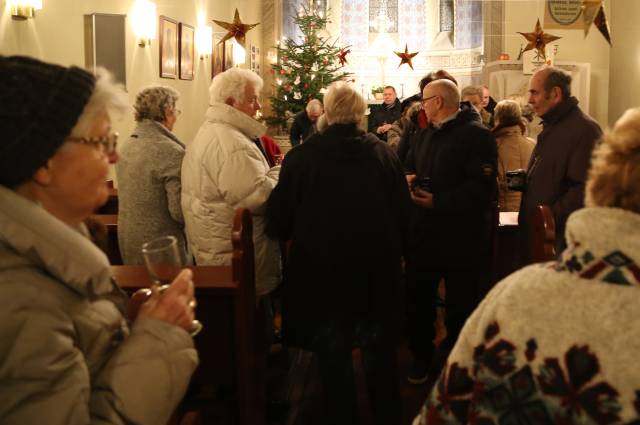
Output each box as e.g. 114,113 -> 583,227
323,81 -> 367,125
306,99 -> 323,114
209,68 -> 263,104
71,68 -> 127,137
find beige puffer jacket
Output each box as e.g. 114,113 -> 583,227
494,125 -> 535,212
0,185 -> 197,425
181,103 -> 281,295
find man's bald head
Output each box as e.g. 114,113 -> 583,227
423,79 -> 460,108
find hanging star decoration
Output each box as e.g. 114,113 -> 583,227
337,48 -> 350,67
517,19 -> 561,60
394,44 -> 419,70
582,0 -> 611,45
212,9 -> 259,46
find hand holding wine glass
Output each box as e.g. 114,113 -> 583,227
137,236 -> 202,336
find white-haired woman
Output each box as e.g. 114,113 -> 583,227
116,86 -> 190,265
0,56 -> 197,424
493,99 -> 535,211
414,108 -> 640,424
181,67 -> 280,297
266,81 -> 411,425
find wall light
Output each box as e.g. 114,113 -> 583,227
195,25 -> 213,59
232,40 -> 246,66
7,0 -> 42,20
131,0 -> 157,47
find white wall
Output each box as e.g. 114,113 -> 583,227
0,0 -> 263,146
608,0 -> 640,125
504,0 -> 611,127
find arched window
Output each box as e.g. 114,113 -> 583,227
439,0 -> 454,32
369,0 -> 398,33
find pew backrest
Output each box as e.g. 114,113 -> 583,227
530,204 -> 556,263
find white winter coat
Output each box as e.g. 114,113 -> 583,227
181,103 -> 281,295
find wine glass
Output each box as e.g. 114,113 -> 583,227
140,235 -> 202,336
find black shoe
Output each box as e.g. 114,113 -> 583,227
407,356 -> 430,385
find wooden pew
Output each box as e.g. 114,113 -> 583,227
113,209 -> 262,425
88,214 -> 121,264
96,187 -> 118,214
530,204 -> 556,263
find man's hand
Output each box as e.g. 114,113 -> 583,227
405,174 -> 416,189
411,188 -> 434,208
376,123 -> 392,134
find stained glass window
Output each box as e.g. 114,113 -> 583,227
341,0 -> 368,49
440,0 -> 454,32
369,0 -> 398,33
399,0 -> 426,50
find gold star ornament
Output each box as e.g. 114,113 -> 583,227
582,0 -> 611,45
394,44 -> 419,70
212,9 -> 259,46
517,19 -> 561,60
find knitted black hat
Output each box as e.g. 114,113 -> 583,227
0,56 -> 96,187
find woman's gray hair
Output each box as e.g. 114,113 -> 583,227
70,68 -> 127,137
323,81 -> 367,125
209,67 -> 263,105
494,99 -> 522,128
133,86 -> 180,122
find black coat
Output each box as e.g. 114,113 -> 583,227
266,123 -> 411,350
368,99 -> 402,141
405,105 -> 498,268
289,110 -> 315,147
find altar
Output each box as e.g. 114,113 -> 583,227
482,60 -> 591,114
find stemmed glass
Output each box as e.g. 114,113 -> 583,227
140,235 -> 202,336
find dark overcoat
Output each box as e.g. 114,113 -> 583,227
266,123 -> 411,350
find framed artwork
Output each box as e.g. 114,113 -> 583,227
159,16 -> 178,78
212,35 -> 225,78
179,23 -> 195,80
249,44 -> 261,75
224,39 -> 235,70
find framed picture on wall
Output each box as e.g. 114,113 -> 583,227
224,39 -> 235,70
179,23 -> 194,80
212,35 -> 225,78
159,16 -> 178,78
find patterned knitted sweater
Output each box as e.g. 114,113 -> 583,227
414,207 -> 640,425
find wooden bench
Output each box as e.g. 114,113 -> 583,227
89,214 -> 121,264
112,209 -> 263,425
530,204 -> 556,263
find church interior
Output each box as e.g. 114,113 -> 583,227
2,0 -> 640,424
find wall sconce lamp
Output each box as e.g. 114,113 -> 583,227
195,25 -> 213,59
131,0 -> 157,47
232,40 -> 246,66
7,0 -> 42,20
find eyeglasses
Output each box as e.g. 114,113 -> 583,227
65,133 -> 119,155
421,95 -> 439,106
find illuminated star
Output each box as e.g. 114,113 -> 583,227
337,48 -> 350,67
394,44 -> 419,70
582,0 -> 611,45
517,19 -> 561,60
212,9 -> 259,46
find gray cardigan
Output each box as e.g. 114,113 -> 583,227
116,120 -> 190,265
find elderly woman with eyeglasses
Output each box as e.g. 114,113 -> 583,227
116,86 -> 190,265
0,56 -> 197,424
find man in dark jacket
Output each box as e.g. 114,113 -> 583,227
289,99 -> 323,147
519,67 -> 602,260
368,86 -> 401,141
404,79 -> 498,385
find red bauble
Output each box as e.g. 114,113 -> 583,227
304,83 -> 309,89
280,69 -> 286,74
322,58 -> 329,64
283,57 -> 288,62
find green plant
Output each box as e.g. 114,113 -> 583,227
371,86 -> 384,95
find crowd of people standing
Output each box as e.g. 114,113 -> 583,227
3,52 -> 639,425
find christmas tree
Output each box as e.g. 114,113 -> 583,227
266,2 -> 352,130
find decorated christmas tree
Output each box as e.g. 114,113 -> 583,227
266,2 -> 352,130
